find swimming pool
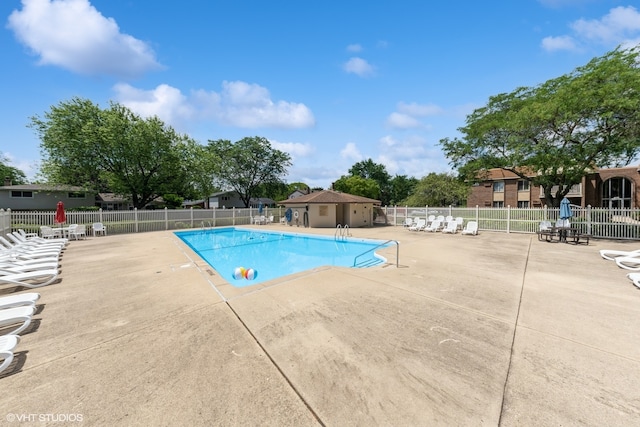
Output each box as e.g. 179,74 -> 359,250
175,227 -> 391,287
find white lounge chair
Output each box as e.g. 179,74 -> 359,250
0,306 -> 35,335
0,237 -> 61,258
600,249 -> 640,261
626,273 -> 640,289
0,269 -> 60,288
424,220 -> 442,232
17,229 -> 67,245
0,293 -> 40,310
8,232 -> 65,250
0,334 -> 20,374
403,217 -> 414,228
461,221 -> 479,235
455,217 -> 464,231
408,219 -> 426,231
441,221 -> 458,234
614,255 -> 640,271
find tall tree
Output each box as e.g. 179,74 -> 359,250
389,175 -> 418,205
31,97 -> 198,208
440,46 -> 640,207
348,159 -> 392,204
206,136 -> 292,207
0,154 -> 28,185
403,173 -> 469,207
333,175 -> 380,199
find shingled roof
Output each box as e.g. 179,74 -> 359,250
278,190 -> 380,205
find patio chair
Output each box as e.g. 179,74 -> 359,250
0,269 -> 60,288
0,237 -> 62,258
8,232 -> 65,250
600,249 -> 640,261
92,223 -> 107,237
15,230 -> 67,246
461,221 -> 479,235
441,220 -> 458,234
614,255 -> 640,271
69,224 -> 87,240
0,306 -> 35,335
0,334 -> 20,374
0,292 -> 40,310
0,260 -> 59,275
403,217 -> 414,227
455,217 -> 464,231
424,220 -> 442,232
408,219 -> 426,231
626,273 -> 640,289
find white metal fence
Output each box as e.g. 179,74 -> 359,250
7,207 -> 285,236
383,205 -> 640,240
4,205 -> 640,240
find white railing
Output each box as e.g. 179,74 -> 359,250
384,205 -> 640,240
8,207 -> 285,236
6,205 -> 640,240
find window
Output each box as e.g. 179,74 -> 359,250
10,191 -> 33,198
517,180 -> 530,192
492,201 -> 504,208
68,192 -> 86,199
602,177 -> 632,209
517,201 -> 530,208
493,181 -> 504,192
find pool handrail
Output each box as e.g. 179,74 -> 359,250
353,239 -> 399,268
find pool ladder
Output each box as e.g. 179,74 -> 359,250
353,240 -> 399,268
335,224 -> 350,240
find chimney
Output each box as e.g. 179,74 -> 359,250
4,177 -> 11,187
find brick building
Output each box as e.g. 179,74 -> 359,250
467,165 -> 640,208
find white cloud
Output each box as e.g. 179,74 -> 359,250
385,112 -> 422,129
397,102 -> 443,117
269,139 -> 315,159
541,35 -> 578,52
346,44 -> 362,52
7,0 -> 161,78
542,6 -> 640,52
343,57 -> 375,77
571,6 -> 640,45
114,80 -> 316,129
340,142 -> 363,162
386,102 -> 443,129
375,135 -> 450,178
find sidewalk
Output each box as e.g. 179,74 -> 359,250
0,227 -> 638,426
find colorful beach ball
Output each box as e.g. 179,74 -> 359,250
233,267 -> 246,280
244,268 -> 258,280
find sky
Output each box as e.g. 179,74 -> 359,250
2,0 -> 640,189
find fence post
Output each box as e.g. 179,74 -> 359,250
587,205 -> 592,235
189,207 -> 193,228
475,205 -> 479,224
165,207 -> 169,230
99,208 -> 103,223
507,205 -> 511,233
212,208 -> 216,227
233,207 -> 236,226
134,208 -> 139,233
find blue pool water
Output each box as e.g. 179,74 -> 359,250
175,227 -> 390,287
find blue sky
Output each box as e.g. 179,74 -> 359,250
2,0 -> 640,189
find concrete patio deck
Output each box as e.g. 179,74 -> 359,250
0,225 -> 639,426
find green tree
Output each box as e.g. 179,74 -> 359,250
348,159 -> 392,204
31,97 -> 198,208
389,175 -> 418,205
333,175 -> 380,199
206,136 -> 292,207
440,46 -> 640,207
0,154 -> 28,185
403,173 -> 469,207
